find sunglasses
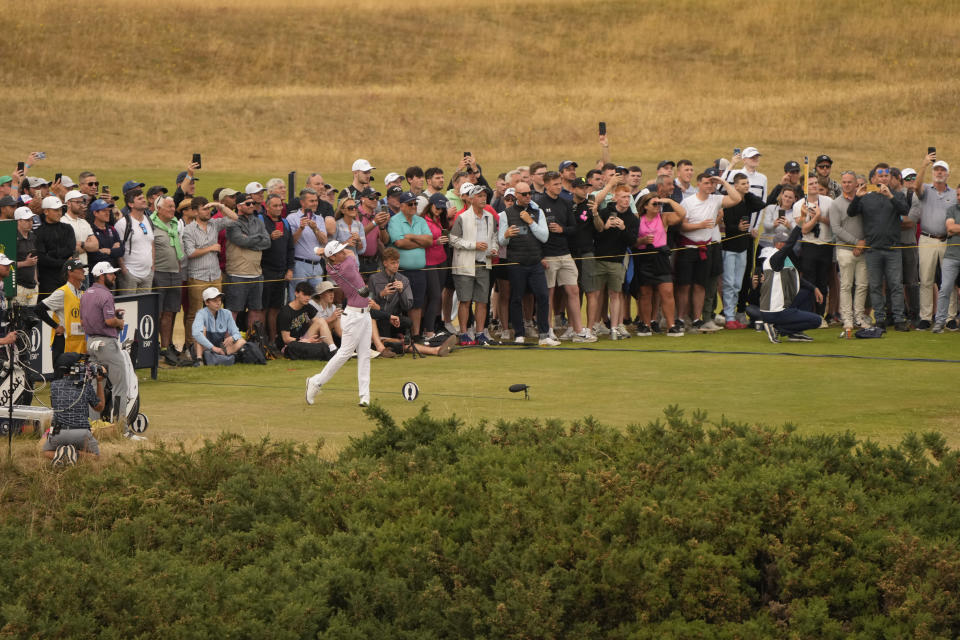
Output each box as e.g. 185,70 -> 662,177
85,181 -> 99,187
876,169 -> 890,176
344,205 -> 357,211
515,191 -> 531,196
138,222 -> 148,234
816,164 -> 831,169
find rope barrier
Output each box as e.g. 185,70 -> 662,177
35,231 -> 950,296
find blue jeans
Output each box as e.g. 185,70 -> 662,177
865,248 -> 904,324
289,258 -> 325,300
934,256 -> 960,325
721,250 -> 748,321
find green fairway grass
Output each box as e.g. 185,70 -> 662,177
12,327 -> 955,467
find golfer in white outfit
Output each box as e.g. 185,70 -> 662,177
305,240 -> 372,406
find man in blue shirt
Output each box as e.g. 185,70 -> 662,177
387,191 -> 433,337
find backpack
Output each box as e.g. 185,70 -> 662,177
236,343 -> 267,365
203,350 -> 236,366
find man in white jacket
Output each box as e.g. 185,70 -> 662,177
449,185 -> 499,345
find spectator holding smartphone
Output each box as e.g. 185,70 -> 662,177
259,193 -> 294,348
14,206 -> 38,305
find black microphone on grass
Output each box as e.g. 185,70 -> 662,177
509,384 -> 529,400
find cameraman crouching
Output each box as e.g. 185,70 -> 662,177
42,353 -> 106,466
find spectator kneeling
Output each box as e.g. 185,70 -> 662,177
192,287 -> 246,365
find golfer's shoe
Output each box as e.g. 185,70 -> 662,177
358,398 -> 369,407
764,322 -> 780,344
786,332 -> 814,342
305,377 -> 322,405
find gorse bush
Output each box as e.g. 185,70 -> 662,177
2,406 -> 960,638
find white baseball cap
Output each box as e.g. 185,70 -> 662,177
351,158 -> 374,172
459,182 -> 475,196
14,206 -> 34,220
59,175 -> 77,188
92,262 -> 120,277
41,195 -> 63,209
742,146 -> 761,158
202,286 -> 223,301
383,172 -> 402,186
0,253 -> 12,266
245,181 -> 266,194
323,239 -> 348,257
933,160 -> 950,172
504,187 -> 517,198
901,168 -> 917,179
64,190 -> 84,202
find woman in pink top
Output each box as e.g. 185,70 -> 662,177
635,193 -> 686,337
421,199 -> 450,338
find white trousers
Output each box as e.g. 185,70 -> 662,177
309,306 -> 372,403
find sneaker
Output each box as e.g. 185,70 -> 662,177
179,347 -> 196,365
787,332 -> 814,342
305,377 -> 322,405
476,334 -> 492,346
894,321 -> 910,332
444,321 -> 457,335
635,323 -> 652,337
615,324 -> 632,339
700,320 -> 721,333
947,319 -> 959,332
437,334 -> 458,356
524,321 -> 539,339
163,346 -> 182,367
538,336 -> 561,346
650,320 -> 661,334
714,313 -> 726,326
499,328 -> 514,340
735,312 -> 749,325
370,350 -> 381,359
459,333 -> 476,346
572,330 -> 598,343
547,327 -> 558,340
764,323 -> 780,344
932,323 -> 945,334
514,336 -> 525,344
724,320 -> 747,330
689,319 -> 704,334
610,328 -> 622,340
592,322 -> 611,336
819,318 -> 829,329
915,319 -> 931,330
667,324 -> 684,337
483,328 -> 496,343
52,445 -> 70,467
559,326 -> 576,341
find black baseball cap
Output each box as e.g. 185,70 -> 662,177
386,186 -> 403,197
784,161 -> 801,172
571,177 -> 588,188
357,187 -> 381,200
815,155 -> 832,166
657,160 -> 676,170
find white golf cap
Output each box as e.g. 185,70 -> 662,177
201,286 -> 223,301
64,189 -> 84,202
244,181 -> 266,194
14,206 -> 34,220
0,253 -> 12,266
59,175 -> 77,188
504,187 -> 517,198
742,146 -> 761,158
41,195 -> 63,209
26,176 -> 48,188
92,262 -> 120,277
901,167 -> 917,179
323,239 -> 348,257
218,187 -> 239,202
383,172 -> 402,186
351,158 -> 374,172
933,160 -> 950,172
459,182 -> 475,196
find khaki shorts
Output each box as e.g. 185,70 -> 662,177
593,260 -> 627,292
580,252 -> 602,293
453,267 -> 491,303
544,254 -> 578,288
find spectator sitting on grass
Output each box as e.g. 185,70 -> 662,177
277,281 -> 338,360
191,287 -> 246,366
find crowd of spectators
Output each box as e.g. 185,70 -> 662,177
3,139 -> 958,370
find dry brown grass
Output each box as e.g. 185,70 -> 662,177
3,0 -> 960,181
